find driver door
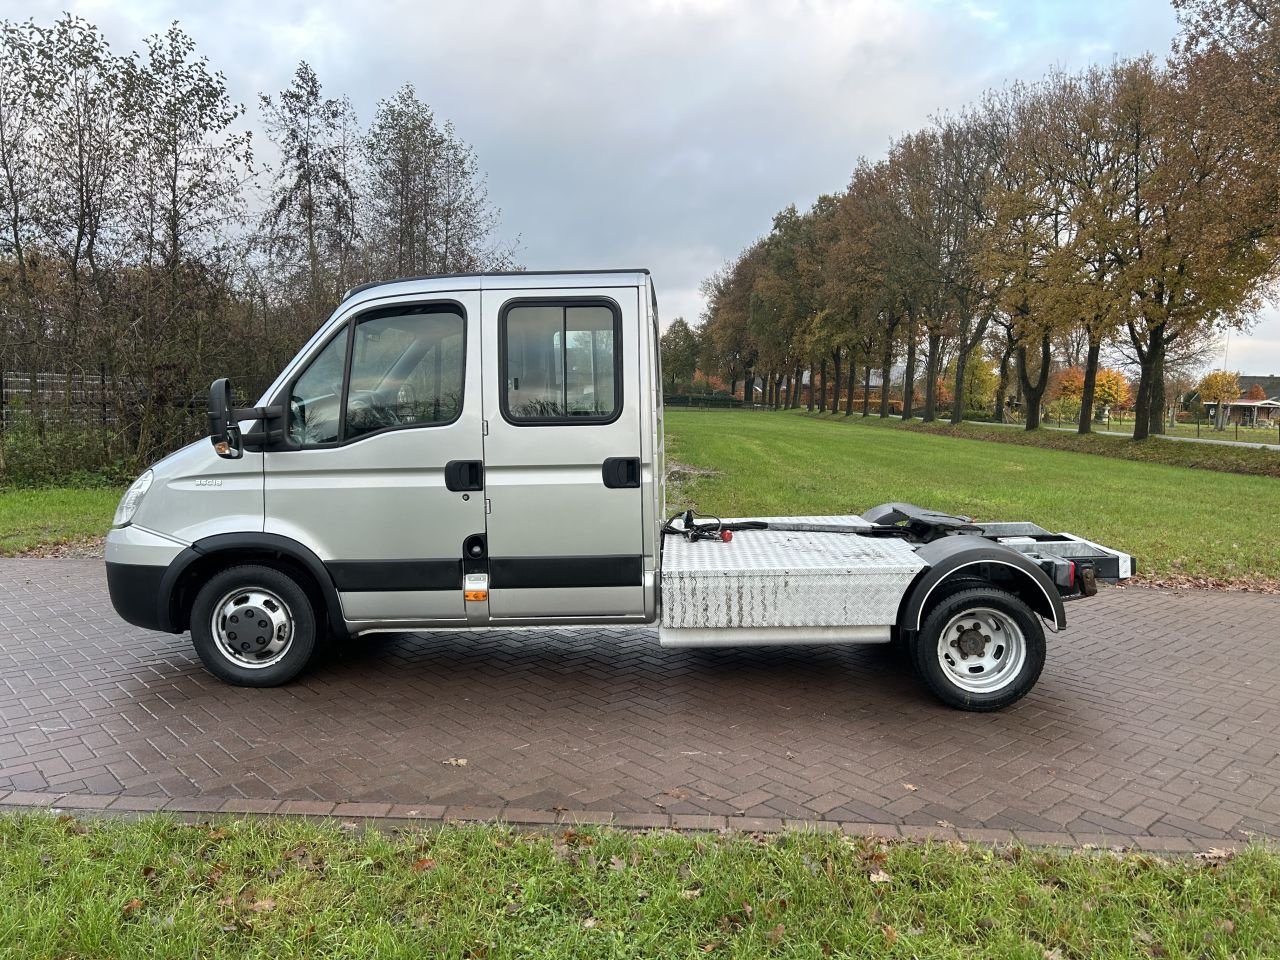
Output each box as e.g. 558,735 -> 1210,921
264,290 -> 487,624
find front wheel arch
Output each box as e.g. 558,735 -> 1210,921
163,534 -> 343,638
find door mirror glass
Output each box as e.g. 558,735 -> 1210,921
207,377 -> 242,459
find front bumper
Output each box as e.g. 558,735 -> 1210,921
104,525 -> 187,633
106,561 -> 173,632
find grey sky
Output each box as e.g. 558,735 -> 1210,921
11,0 -> 1280,374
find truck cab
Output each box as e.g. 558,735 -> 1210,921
105,270 -> 1133,711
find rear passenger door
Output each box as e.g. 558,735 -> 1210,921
481,287 -> 645,620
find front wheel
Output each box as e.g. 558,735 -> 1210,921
190,564 -> 318,687
912,586 -> 1046,711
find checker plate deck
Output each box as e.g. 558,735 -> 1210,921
660,517 -> 926,629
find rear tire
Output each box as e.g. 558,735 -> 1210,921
912,586 -> 1045,711
190,564 -> 318,687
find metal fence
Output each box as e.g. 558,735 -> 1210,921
0,369 -> 122,430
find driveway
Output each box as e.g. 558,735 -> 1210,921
1,558 -> 1277,846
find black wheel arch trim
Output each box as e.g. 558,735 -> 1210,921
161,533 -> 346,637
897,536 -> 1066,635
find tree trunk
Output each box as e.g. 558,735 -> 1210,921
844,351 -> 856,415
831,348 -> 842,416
994,336 -> 1012,423
808,364 -> 817,412
863,365 -> 872,417
1017,334 -> 1052,431
922,332 -> 941,423
1131,322 -> 1165,441
1077,328 -> 1101,434
901,317 -> 917,419
951,338 -> 969,425
791,366 -> 803,408
1147,333 -> 1166,436
817,361 -> 827,413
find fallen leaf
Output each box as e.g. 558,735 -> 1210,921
936,820 -> 954,829
882,924 -> 897,945
1219,919 -> 1236,934
666,787 -> 689,800
581,917 -> 599,929
412,857 -> 437,872
141,866 -> 157,880
1195,847 -> 1236,864
766,923 -> 785,945
609,855 -> 626,872
504,901 -> 521,915
207,829 -> 229,841
902,783 -> 917,792
442,757 -> 468,767
701,943 -> 718,953
869,869 -> 892,884
1044,950 -> 1064,960
247,898 -> 275,913
122,898 -> 144,916
681,888 -> 702,899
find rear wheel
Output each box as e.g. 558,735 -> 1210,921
912,586 -> 1045,711
190,564 -> 318,687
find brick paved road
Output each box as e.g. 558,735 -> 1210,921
1,558 -> 1277,841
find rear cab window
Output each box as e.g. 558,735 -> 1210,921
501,300 -> 621,425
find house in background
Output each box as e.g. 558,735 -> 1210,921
1187,373 -> 1280,425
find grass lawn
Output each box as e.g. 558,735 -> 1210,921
665,409 -> 1280,583
0,486 -> 119,555
2,814 -> 1276,959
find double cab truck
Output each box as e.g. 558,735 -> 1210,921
105,270 -> 1133,711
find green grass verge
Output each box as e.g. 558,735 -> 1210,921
2,814 -> 1276,958
0,487 -> 119,555
892,415 -> 1280,478
665,409 -> 1280,582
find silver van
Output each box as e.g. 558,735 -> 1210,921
105,270 -> 1132,711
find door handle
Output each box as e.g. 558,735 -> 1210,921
602,457 -> 640,489
445,460 -> 484,491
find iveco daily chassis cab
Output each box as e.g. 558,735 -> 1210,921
105,270 -> 1133,711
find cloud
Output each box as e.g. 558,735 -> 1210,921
21,0 -> 1274,363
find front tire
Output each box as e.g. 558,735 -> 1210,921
912,586 -> 1045,711
190,564 -> 318,687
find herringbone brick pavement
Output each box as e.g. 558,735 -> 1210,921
1,559 -> 1276,840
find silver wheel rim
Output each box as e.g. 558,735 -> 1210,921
209,586 -> 295,669
936,606 -> 1026,694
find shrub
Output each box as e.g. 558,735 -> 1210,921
0,416 -> 130,488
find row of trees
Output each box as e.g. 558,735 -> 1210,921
0,16 -> 514,478
697,0 -> 1280,439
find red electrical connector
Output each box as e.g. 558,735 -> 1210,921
720,529 -> 733,542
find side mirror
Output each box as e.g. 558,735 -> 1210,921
207,377 -> 243,459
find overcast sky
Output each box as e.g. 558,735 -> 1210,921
11,0 -> 1280,374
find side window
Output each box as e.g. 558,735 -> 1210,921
287,305 -> 465,447
346,308 -> 465,439
503,302 -> 620,423
289,327 -> 348,446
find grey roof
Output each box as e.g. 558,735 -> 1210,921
1239,374 -> 1280,400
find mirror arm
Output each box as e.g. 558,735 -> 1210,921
232,404 -> 284,422
234,405 -> 288,452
